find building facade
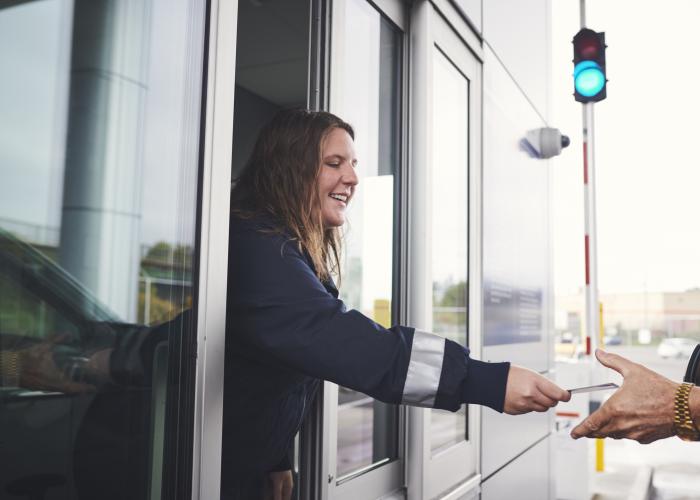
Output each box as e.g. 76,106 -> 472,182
0,0 -> 557,498
558,290 -> 700,340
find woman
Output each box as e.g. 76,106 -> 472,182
222,109 -> 570,499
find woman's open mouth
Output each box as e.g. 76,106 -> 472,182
329,193 -> 349,205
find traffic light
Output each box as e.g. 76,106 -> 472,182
572,28 -> 607,103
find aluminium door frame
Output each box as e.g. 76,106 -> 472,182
321,0 -> 409,499
190,1 -> 238,499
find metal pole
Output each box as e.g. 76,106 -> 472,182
582,104 -> 600,354
580,0 -> 605,472
579,0 -> 600,355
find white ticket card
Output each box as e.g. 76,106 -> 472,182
567,382 -> 619,394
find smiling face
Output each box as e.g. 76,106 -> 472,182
317,127 -> 359,228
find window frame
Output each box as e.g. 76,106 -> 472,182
320,0 -> 409,499
406,2 -> 484,498
189,0 -> 237,499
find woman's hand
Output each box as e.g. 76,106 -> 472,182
504,365 -> 570,415
15,335 -> 96,394
265,470 -> 293,500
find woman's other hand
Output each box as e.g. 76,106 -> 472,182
265,470 -> 293,500
504,365 -> 571,415
15,334 -> 96,394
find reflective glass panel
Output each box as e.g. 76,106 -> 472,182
430,48 -> 470,453
0,0 -> 205,498
331,0 -> 402,478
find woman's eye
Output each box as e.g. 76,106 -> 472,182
326,163 -> 340,168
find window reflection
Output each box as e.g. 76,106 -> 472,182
331,0 -> 402,478
430,48 -> 470,453
0,0 -> 204,498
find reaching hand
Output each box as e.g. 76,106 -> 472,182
17,335 -> 95,394
570,349 -> 678,444
265,470 -> 293,500
503,365 -> 571,415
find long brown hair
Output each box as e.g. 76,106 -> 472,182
232,108 -> 354,282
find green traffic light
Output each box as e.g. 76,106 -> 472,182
574,61 -> 605,97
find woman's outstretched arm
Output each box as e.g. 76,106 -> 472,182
228,226 -> 569,414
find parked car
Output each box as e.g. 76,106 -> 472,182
554,332 -> 585,359
603,335 -> 623,346
657,337 -> 698,359
0,228 -> 172,499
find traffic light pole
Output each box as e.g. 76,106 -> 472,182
580,0 -> 601,356
582,103 -> 600,355
578,0 -> 606,474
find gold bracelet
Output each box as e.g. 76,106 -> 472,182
674,382 -> 700,441
0,351 -> 20,385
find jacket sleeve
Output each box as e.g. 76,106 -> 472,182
110,310 -> 191,387
270,446 -> 293,472
228,229 -> 510,412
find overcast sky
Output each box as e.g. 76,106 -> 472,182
551,0 -> 700,296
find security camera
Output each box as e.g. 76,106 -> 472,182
523,127 -> 570,159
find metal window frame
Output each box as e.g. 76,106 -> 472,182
319,0 -> 409,499
298,1 -> 332,498
407,2 -> 483,499
190,0 -> 238,499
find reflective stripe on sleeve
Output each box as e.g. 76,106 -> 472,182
401,329 -> 445,408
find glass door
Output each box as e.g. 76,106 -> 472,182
324,0 -> 407,498
0,0 -> 208,498
407,2 -> 483,498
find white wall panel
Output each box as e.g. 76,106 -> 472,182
480,42 -> 554,480
481,437 -> 551,500
481,409 -> 550,477
481,44 -> 550,368
483,0 -> 550,119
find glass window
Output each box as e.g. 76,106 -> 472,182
0,0 -> 205,498
330,0 -> 403,479
430,48 -> 470,453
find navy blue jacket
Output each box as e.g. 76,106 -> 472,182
221,216 -> 509,485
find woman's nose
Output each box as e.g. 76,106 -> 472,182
342,164 -> 359,186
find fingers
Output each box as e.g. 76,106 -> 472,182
510,389 -> 560,414
595,349 -> 634,377
504,366 -> 571,414
536,377 -> 571,403
532,391 -> 557,409
267,471 -> 293,500
570,407 -> 609,439
531,382 -> 568,412
531,402 -> 550,413
570,417 -> 596,439
271,476 -> 282,500
273,483 -> 282,500
282,478 -> 293,500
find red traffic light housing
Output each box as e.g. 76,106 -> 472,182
572,28 -> 607,103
